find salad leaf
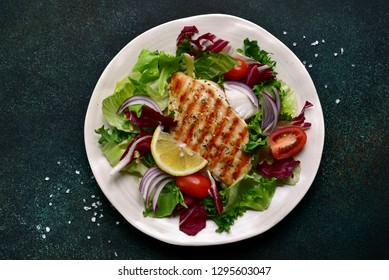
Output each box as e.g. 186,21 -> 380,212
225,173 -> 277,211
279,81 -> 298,119
179,196 -> 207,236
129,48 -> 183,109
102,77 -> 136,132
257,157 -> 301,179
242,110 -> 268,153
95,125 -> 134,144
204,173 -> 278,232
241,38 -> 277,71
194,52 -> 237,80
144,182 -> 185,218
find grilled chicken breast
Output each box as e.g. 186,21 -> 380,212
168,72 -> 251,185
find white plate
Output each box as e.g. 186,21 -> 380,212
84,14 -> 325,246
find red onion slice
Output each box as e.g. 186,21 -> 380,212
110,135 -> 152,175
117,95 -> 161,114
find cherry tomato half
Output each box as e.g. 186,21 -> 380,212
176,173 -> 211,199
269,126 -> 307,160
224,57 -> 247,80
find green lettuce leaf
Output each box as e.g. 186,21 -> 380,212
204,173 -> 278,232
143,182 -> 186,218
102,77 -> 136,132
194,52 -> 237,80
279,80 -> 298,119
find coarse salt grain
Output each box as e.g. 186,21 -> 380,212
283,31 -> 287,35
66,189 -> 70,194
45,227 -> 50,232
324,84 -> 328,88
335,99 -> 340,104
87,236 -> 91,240
45,177 -> 50,181
311,40 -> 319,46
91,217 -> 96,222
75,170 -> 80,175
42,234 -> 46,239
314,53 -> 318,57
84,206 -> 91,211
308,64 -> 313,68
68,221 -> 71,224
341,48 -> 344,55
49,202 -> 52,206
292,42 -> 297,46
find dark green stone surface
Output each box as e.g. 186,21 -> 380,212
1,0 -> 388,260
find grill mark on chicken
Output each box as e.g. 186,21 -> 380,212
168,72 -> 251,185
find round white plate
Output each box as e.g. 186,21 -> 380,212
84,14 -> 325,246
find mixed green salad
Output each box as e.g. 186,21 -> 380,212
95,26 -> 312,235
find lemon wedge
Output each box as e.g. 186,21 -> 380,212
151,126 -> 208,176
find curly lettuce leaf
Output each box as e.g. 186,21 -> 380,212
203,173 -> 278,232
95,126 -> 149,176
279,80 -> 298,119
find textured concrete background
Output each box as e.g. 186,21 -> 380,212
1,0 -> 388,259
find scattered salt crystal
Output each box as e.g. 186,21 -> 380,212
308,64 -> 313,68
114,252 -> 118,257
83,199 -> 86,203
314,53 -> 318,57
335,99 -> 340,104
45,227 -> 50,232
99,214 -> 104,218
322,39 -> 325,43
311,40 -> 319,46
92,202 -> 97,208
352,64 -> 355,67
303,60 -> 307,65
36,225 -> 41,230
75,170 -> 80,175
87,236 -> 91,240
68,221 -> 71,224
340,48 -> 344,55
108,240 -> 111,243
91,195 -> 95,198
324,84 -> 328,88
334,53 -> 338,56
94,212 -> 97,216
84,206 -> 91,211
66,189 -> 70,194
57,161 -> 61,165
42,234 -> 46,239
116,221 -> 120,225
96,201 -> 102,206
49,194 -> 53,198
49,202 -> 52,206
45,177 -> 50,181
91,217 -> 96,222
80,181 -> 84,185
292,42 -> 297,46
303,35 -> 306,39
283,31 -> 287,35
